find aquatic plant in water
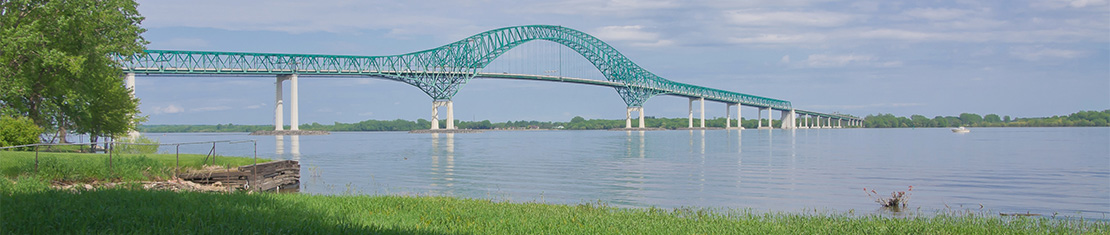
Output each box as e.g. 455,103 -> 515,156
865,186 -> 913,210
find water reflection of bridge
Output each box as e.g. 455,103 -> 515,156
275,135 -> 300,160
430,133 -> 455,188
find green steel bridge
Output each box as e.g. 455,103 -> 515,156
115,25 -> 861,130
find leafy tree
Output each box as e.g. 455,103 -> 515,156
0,115 -> 42,150
933,116 -> 948,127
945,116 -> 962,127
959,113 -> 983,126
910,115 -> 933,127
984,114 -> 1002,123
1,0 -> 147,143
114,135 -> 158,154
1003,116 -> 1011,123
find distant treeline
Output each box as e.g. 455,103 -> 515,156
138,110 -> 1109,132
139,117 -> 778,133
862,110 -> 1110,128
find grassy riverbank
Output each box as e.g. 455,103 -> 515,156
3,179 -> 1106,234
2,152 -> 1107,234
0,151 -> 265,182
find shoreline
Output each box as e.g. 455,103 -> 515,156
135,126 -> 1110,134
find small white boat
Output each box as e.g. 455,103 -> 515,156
951,126 -> 970,133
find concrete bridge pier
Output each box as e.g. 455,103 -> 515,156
124,73 -> 140,138
757,107 -> 773,129
289,74 -> 299,131
687,97 -> 705,128
756,108 -> 762,129
274,76 -> 285,131
799,114 -> 809,129
779,109 -> 796,129
687,98 -> 693,128
431,100 -> 455,130
725,103 -> 741,129
274,74 -> 300,131
699,98 -> 705,128
626,106 -> 645,129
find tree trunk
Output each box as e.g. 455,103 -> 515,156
90,136 -> 98,153
57,124 -> 68,143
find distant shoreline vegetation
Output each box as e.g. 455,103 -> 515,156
138,110 -> 1109,133
861,110 -> 1109,128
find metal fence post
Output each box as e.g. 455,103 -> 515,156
108,142 -> 113,176
253,141 -> 258,191
209,142 -> 216,165
34,145 -> 39,173
175,145 -> 180,174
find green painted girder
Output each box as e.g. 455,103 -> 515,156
115,25 -> 791,109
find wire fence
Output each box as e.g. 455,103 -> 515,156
0,140 -> 259,175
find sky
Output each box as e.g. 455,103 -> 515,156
132,0 -> 1109,125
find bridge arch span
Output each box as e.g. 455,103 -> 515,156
394,25 -> 670,107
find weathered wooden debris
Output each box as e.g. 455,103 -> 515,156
176,160 -> 300,192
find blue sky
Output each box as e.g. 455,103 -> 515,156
133,0 -> 1109,125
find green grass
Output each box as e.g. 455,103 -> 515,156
0,151 -> 268,182
2,178 -> 1106,234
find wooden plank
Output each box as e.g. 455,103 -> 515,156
178,160 -> 300,192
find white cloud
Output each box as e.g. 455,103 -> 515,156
192,106 -> 232,112
857,29 -> 957,41
151,104 -> 185,114
591,25 -> 674,47
723,10 -> 856,27
903,8 -> 974,21
1032,0 -> 1109,8
1009,46 -> 1084,61
780,55 -> 791,63
801,54 -> 901,68
593,25 -> 659,41
728,33 -> 826,44
139,0 -> 472,37
803,54 -> 872,67
880,61 -> 904,67
523,0 -> 680,15
630,40 -> 676,47
932,18 -> 1008,30
245,103 -> 266,109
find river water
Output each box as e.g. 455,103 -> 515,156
150,127 -> 1109,216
